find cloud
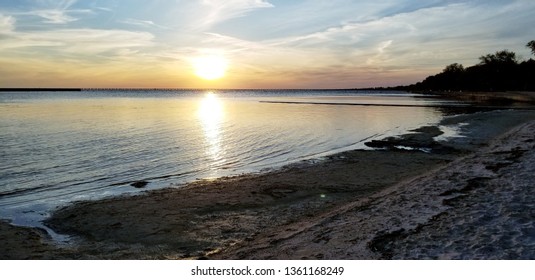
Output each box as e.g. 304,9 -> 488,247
93,6 -> 113,12
120,18 -> 169,29
197,0 -> 273,28
203,32 -> 267,52
14,0 -> 92,24
366,40 -> 393,66
0,27 -> 155,57
0,13 -> 15,33
267,1 -> 535,69
27,9 -> 77,24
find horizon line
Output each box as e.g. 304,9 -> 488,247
0,87 -> 406,92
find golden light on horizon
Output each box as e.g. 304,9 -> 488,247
193,55 -> 228,80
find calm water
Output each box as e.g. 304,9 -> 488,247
0,90 -> 457,229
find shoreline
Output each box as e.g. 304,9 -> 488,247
416,90 -> 535,106
2,108 -> 535,259
215,119 -> 535,259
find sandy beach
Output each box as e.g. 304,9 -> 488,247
1,106 -> 535,259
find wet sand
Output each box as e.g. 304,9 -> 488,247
2,109 -> 535,259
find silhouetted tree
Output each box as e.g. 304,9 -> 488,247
402,45 -> 535,92
527,40 -> 535,56
474,50 -> 519,90
443,63 -> 464,73
478,50 -> 518,66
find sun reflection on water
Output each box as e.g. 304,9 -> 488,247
197,92 -> 225,167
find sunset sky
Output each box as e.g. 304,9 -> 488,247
1,0 -> 534,89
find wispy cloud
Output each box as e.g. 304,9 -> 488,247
196,0 -> 273,29
267,1 -> 535,68
366,40 -> 393,66
120,18 -> 169,30
202,32 -> 267,52
27,9 -> 77,24
0,27 -> 155,56
0,13 -> 15,33
202,0 -> 273,18
0,2 -> 154,55
16,0 -> 91,24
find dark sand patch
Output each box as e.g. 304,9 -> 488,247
0,220 -> 61,259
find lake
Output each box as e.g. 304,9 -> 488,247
0,89 -> 459,230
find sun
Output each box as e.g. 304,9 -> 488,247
193,55 -> 228,80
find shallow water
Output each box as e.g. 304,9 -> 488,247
0,90 -> 455,228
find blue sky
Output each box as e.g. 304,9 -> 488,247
1,0 -> 534,88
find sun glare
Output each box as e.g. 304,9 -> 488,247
193,55 -> 228,80
198,92 -> 225,167
198,92 -> 223,121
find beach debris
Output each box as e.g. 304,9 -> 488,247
130,181 -> 148,188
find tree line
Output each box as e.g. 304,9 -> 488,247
400,40 -> 535,92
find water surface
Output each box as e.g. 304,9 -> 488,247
0,90 -> 456,228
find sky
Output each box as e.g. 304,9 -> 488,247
0,0 -> 534,89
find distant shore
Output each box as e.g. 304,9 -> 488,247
0,88 -> 82,92
425,90 -> 535,104
2,95 -> 535,259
